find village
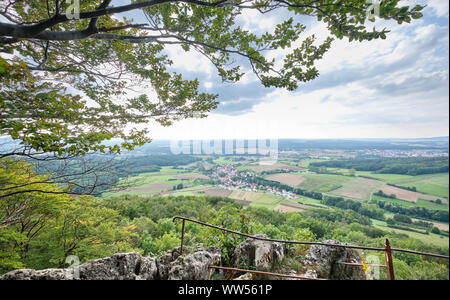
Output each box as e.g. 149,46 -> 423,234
210,164 -> 299,200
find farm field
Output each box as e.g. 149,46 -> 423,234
394,173 -> 449,199
371,219 -> 449,248
372,195 -> 449,212
329,177 -> 383,201
228,190 -> 285,209
274,200 -> 311,213
265,173 -> 306,186
247,162 -> 301,173
102,167 -> 210,197
298,173 -> 353,193
356,171 -> 449,199
378,185 -> 447,203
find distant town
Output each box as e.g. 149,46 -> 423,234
211,164 -> 299,200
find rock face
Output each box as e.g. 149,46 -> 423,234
232,235 -> 284,272
168,246 -> 221,280
0,239 -> 366,280
303,240 -> 366,280
0,268 -> 68,280
0,246 -> 220,280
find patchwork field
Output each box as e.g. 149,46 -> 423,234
330,177 -> 383,201
274,201 -> 307,213
372,195 -> 449,211
298,174 -> 353,193
356,172 -> 449,199
102,167 -> 210,197
248,163 -> 301,173
265,173 -> 306,186
174,174 -> 210,180
371,219 -> 449,248
377,185 -> 448,203
229,190 -> 284,209
203,188 -> 232,197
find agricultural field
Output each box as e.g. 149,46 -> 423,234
378,185 -> 447,203
228,190 -> 285,209
265,173 -> 306,186
274,200 -> 310,213
328,177 -> 383,201
298,173 -> 353,193
356,171 -> 449,199
372,195 -> 449,212
102,167 -> 211,197
247,162 -> 301,173
371,219 -> 449,248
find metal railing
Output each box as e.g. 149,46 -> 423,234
172,216 -> 449,280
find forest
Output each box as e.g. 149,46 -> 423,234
310,157 -> 449,175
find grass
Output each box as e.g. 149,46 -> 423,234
292,196 -> 328,208
298,173 -> 352,192
327,177 -> 384,201
356,171 -> 449,199
229,190 -> 285,209
102,167 -> 209,197
372,195 -> 449,212
371,219 -> 449,248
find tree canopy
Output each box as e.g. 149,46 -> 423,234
1,0 -> 424,158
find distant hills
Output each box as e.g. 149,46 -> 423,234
1,136 -> 448,155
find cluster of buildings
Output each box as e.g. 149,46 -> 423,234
357,149 -> 448,158
210,164 -> 299,199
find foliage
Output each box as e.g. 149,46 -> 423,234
311,157 -> 449,176
1,0 -> 425,158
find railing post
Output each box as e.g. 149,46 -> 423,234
180,219 -> 185,256
384,238 -> 395,280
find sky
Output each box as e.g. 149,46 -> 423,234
116,1 -> 449,140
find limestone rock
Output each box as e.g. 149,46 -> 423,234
167,246 -> 221,280
0,268 -> 68,280
233,235 -> 284,272
303,240 -> 365,280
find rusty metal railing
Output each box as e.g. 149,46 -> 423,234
172,216 -> 449,280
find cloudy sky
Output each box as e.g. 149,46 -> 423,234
120,0 -> 449,140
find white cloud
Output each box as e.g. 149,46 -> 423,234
426,0 -> 449,17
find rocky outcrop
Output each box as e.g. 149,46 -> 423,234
302,240 -> 366,280
0,246 -> 220,280
0,239 -> 366,280
168,246 -> 221,280
233,234 -> 284,271
0,268 -> 68,280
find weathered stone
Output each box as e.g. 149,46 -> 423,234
0,268 -> 68,280
168,246 -> 221,280
233,273 -> 254,280
156,246 -> 182,280
78,252 -> 142,280
303,240 -> 365,280
137,257 -> 158,280
233,235 -> 284,272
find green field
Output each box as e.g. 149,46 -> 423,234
102,167 -> 209,197
356,172 -> 449,198
329,177 -> 384,201
228,190 -> 285,209
291,196 -> 328,208
372,195 -> 449,212
371,219 -> 449,248
298,173 -> 352,192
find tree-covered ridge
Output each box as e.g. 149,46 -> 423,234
310,157 -> 449,175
